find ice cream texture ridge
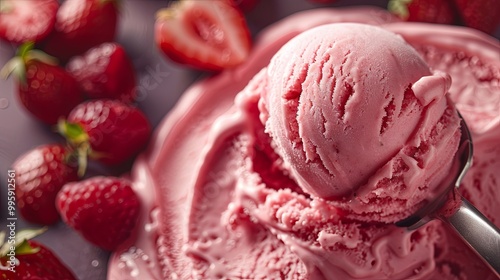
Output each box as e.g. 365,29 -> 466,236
108,7 -> 500,280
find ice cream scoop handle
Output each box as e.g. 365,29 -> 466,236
439,196 -> 500,277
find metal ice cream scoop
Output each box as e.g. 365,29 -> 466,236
396,111 -> 500,277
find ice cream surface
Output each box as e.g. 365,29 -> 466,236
260,23 -> 461,222
107,7 -> 500,280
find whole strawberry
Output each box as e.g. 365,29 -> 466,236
1,43 -> 84,124
0,0 -> 59,44
12,144 -> 78,225
155,0 -> 252,71
66,42 -> 137,103
228,0 -> 260,12
307,0 -> 338,4
56,176 -> 141,251
388,0 -> 457,25
41,0 -> 120,63
454,0 -> 500,34
59,99 -> 151,169
0,229 -> 76,280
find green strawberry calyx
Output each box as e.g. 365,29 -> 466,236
388,0 -> 413,20
0,228 -> 47,259
0,0 -> 14,13
156,2 -> 183,20
58,119 -> 91,177
0,42 -> 58,86
58,119 -> 110,176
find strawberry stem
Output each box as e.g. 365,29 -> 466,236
100,0 -> 122,12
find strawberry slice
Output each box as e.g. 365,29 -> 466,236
155,0 -> 252,71
0,0 -> 59,44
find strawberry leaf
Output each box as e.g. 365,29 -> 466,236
0,1 -> 13,13
101,0 -> 122,11
1,42 -> 57,86
27,49 -> 59,66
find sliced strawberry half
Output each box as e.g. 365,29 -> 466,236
155,0 -> 252,71
0,0 -> 59,44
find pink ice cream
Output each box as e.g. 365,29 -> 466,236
107,7 -> 500,280
260,23 -> 461,222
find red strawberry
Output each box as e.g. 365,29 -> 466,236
1,43 -> 84,124
58,99 -> 151,169
41,0 -> 119,63
155,0 -> 252,71
454,0 -> 500,34
0,229 -> 76,280
0,0 -> 59,44
56,176 -> 141,251
388,0 -> 457,25
12,144 -> 78,225
66,42 -> 137,103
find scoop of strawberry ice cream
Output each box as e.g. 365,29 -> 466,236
260,23 -> 461,222
107,8 -> 500,280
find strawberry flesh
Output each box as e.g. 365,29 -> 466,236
0,0 -> 59,44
